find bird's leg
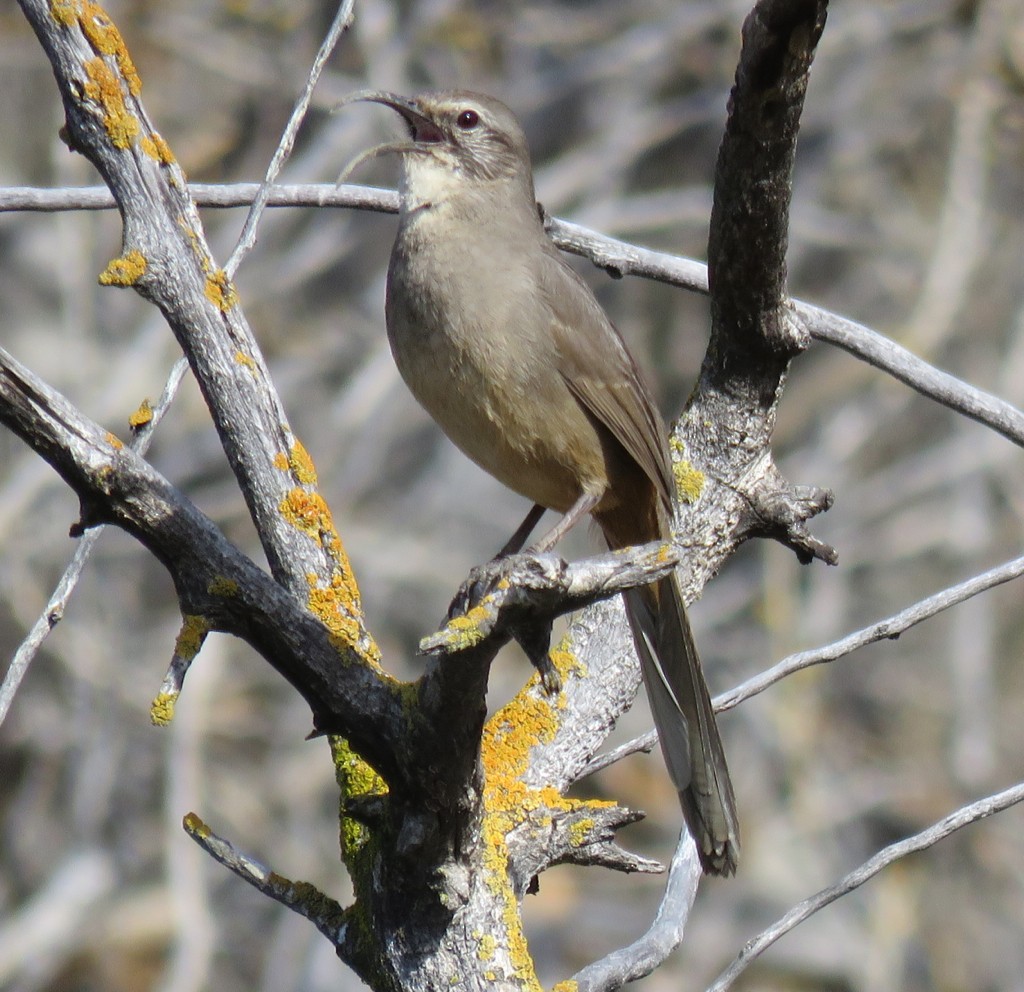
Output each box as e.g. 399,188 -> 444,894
528,491 -> 600,553
514,619 -> 560,695
448,491 -> 592,618
505,491 -> 599,695
447,505 -> 547,619
496,503 -> 546,558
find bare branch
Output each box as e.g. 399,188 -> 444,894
578,730 -> 658,779
0,356 -> 188,729
580,552 -> 1024,773
0,345 -> 408,782
223,0 -> 355,277
0,182 -> 399,213
183,813 -> 347,947
4,182 -> 1020,451
569,831 -> 702,992
706,781 -> 1024,992
717,552 -> 1024,713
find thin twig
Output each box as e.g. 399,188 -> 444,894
0,357 -> 189,729
183,812 -> 347,945
715,552 -> 1024,713
581,552 -> 1024,773
569,829 -> 701,992
705,780 -> 1024,992
4,182 -> 1021,448
0,183 -> 399,213
223,0 -> 356,278
578,729 -> 658,779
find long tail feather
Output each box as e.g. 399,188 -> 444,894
623,575 -> 740,875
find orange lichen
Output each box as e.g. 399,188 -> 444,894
98,249 -> 146,286
49,0 -> 78,27
205,270 -> 238,311
286,439 -> 319,486
77,1 -> 141,95
140,131 -> 175,164
281,488 -> 330,538
233,350 -> 257,374
278,487 -> 378,662
476,637 -> 613,986
307,574 -> 364,652
83,57 -> 139,149
127,398 -> 153,430
104,431 -> 123,450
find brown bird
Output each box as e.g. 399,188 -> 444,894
347,89 -> 739,875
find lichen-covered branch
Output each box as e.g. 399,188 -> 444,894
0,345 -> 408,782
183,813 -> 348,946
18,0 -> 377,667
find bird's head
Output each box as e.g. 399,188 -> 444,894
339,89 -> 536,209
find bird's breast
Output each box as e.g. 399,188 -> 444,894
385,212 -> 609,512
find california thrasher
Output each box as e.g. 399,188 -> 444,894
347,89 -> 739,875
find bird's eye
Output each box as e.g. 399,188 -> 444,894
456,109 -> 479,129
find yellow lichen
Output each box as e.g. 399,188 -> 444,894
182,811 -> 210,839
98,249 -> 146,286
83,56 -> 139,149
174,614 -> 210,661
476,933 -> 497,961
149,690 -> 177,726
568,817 -> 596,848
286,439 -> 319,486
330,736 -> 387,866
205,270 -> 238,311
669,437 -> 705,504
674,459 -> 705,503
234,350 -> 257,373
551,982 -> 579,992
78,1 -> 141,94
128,398 -> 153,430
140,131 -> 174,164
441,604 -> 492,650
49,0 -> 78,27
105,431 -> 123,450
207,576 -> 239,597
272,451 -> 289,471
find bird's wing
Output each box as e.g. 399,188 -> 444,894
538,245 -> 675,510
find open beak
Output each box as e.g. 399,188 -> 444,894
341,89 -> 444,144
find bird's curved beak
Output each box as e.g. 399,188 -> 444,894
339,90 -> 444,144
